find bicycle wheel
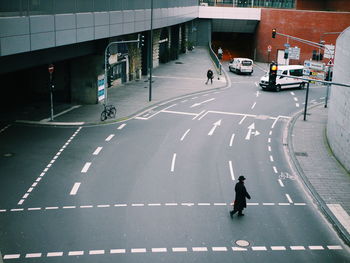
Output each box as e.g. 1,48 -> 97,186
101,110 -> 107,121
109,107 -> 116,118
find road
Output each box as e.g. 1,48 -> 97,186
0,64 -> 349,262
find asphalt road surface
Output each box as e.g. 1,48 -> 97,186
0,65 -> 349,262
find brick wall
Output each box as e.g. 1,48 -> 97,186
297,0 -> 350,12
327,26 -> 350,172
255,8 -> 350,64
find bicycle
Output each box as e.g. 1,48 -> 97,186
101,104 -> 117,121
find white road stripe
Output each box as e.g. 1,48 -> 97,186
110,249 -> 126,254
268,146 -> 272,152
47,252 -> 63,257
263,203 -> 275,205
3,254 -> 20,259
45,207 -> 59,210
26,253 -> 42,258
81,162 -> 91,173
294,203 -> 306,206
131,248 -> 147,253
290,246 -> 305,250
229,134 -> 235,147
273,166 -> 278,174
192,110 -> 205,120
271,246 -> 286,251
214,203 -> 227,206
309,246 -> 324,250
68,251 -> 84,256
70,183 -> 81,195
294,97 -> 298,101
198,203 -> 211,206
148,203 -> 161,206
212,247 -> 227,251
165,203 -> 178,206
132,204 -> 144,207
286,194 -> 293,203
232,247 -> 247,251
239,115 -> 247,125
252,246 -> 267,251
278,179 -> 285,187
11,208 -> 24,212
63,206 -> 76,209
118,123 -> 126,130
192,247 -> 207,252
97,205 -> 110,208
251,102 -> 257,109
80,205 -> 93,208
114,204 -> 127,207
172,247 -> 187,252
152,248 -> 167,253
171,153 -> 177,172
269,130 -> 273,135
270,155 -> 274,162
28,207 -> 41,211
229,161 -> 235,180
89,250 -> 105,255
327,245 -> 342,250
291,92 -> 295,95
105,134 -> 115,141
268,138 -> 272,143
181,129 -> 191,141
296,103 -> 300,107
93,147 -> 103,155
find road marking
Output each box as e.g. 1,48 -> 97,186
309,246 -> 324,250
286,194 -> 293,203
192,110 -> 205,120
208,120 -> 222,136
268,146 -> 272,152
47,252 -> 63,257
89,250 -> 105,255
229,161 -> 235,180
269,130 -> 273,135
327,204 -> 350,233
162,110 -> 197,116
45,207 -> 59,210
70,183 -> 81,195
182,203 -> 195,206
3,254 -> 20,259
105,134 -> 115,141
148,203 -> 161,206
97,205 -> 110,208
171,153 -> 177,172
290,246 -> 305,250
93,147 -> 103,155
327,245 -> 342,250
273,166 -> 278,174
131,248 -> 147,253
172,247 -> 187,252
296,103 -> 300,107
192,247 -> 208,252
117,123 -> 126,130
212,247 -> 227,252
229,133 -> 235,147
68,251 -> 84,256
152,248 -> 167,252
181,129 -> 191,141
251,102 -> 257,109
263,203 -> 275,206
0,124 -> 11,134
270,155 -> 274,162
11,208 -> 24,212
271,246 -> 286,251
232,247 -> 247,251
26,253 -> 42,258
190,98 -> 215,108
252,246 -> 267,251
132,204 -> 145,207
268,138 -> 272,143
245,123 -> 260,140
110,249 -> 126,254
278,179 -> 285,187
80,205 -> 93,208
81,162 -> 91,173
239,116 -> 247,125
198,203 -> 211,206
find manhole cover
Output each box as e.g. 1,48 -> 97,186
295,152 -> 308,157
175,61 -> 184,64
235,240 -> 250,247
3,153 -> 14,157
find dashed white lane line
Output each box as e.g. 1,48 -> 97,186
131,248 -> 146,253
278,179 -> 285,187
89,250 -> 105,255
269,155 -> 274,162
251,102 -> 257,109
290,92 -> 295,96
81,162 -> 91,173
271,246 -> 286,251
68,251 -> 84,256
105,134 -> 115,141
268,146 -> 272,152
239,115 -> 247,125
229,134 -> 235,147
47,252 -> 63,257
3,254 -> 20,259
290,246 -> 305,250
192,247 -> 208,252
93,147 -> 103,155
17,127 -> 82,205
296,103 -> 300,107
110,249 -> 126,254
286,194 -> 293,204
152,248 -> 167,253
229,161 -> 235,181
180,129 -> 191,141
117,123 -> 126,130
294,97 -> 298,102
69,183 -> 81,196
171,153 -> 177,173
273,166 -> 278,174
0,124 -> 11,134
25,253 -> 42,258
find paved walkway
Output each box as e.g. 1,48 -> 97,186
8,47 -> 350,245
288,104 -> 350,244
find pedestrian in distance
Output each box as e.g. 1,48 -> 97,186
230,175 -> 251,217
218,47 -> 223,60
206,69 -> 214,84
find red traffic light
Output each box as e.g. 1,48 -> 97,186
48,64 -> 54,74
272,29 -> 276,38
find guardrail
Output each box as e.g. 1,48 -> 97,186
208,42 -> 222,77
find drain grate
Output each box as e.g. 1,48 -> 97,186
295,152 -> 308,157
235,240 -> 250,247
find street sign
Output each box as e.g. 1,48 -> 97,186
304,60 -> 325,71
288,47 -> 300,60
284,43 -> 290,48
267,45 -> 272,52
98,74 -> 105,102
324,44 -> 335,59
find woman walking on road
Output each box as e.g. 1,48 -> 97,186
230,175 -> 251,217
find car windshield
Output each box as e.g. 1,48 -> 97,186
242,60 -> 252,66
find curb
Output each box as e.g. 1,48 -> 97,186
285,103 -> 350,246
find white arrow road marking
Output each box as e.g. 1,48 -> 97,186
208,120 -> 222,136
245,123 -> 260,140
190,98 -> 215,108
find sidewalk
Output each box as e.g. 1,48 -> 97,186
288,104 -> 350,245
16,47 -> 226,126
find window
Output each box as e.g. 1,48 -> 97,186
290,69 -> 303,76
242,60 -> 252,66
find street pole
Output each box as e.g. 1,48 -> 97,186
48,64 -> 54,121
303,81 -> 310,121
149,0 -> 154,102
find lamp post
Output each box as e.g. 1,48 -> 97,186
148,0 -> 154,102
48,64 -> 55,121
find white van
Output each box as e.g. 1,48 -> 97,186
259,65 -> 306,92
229,58 -> 254,75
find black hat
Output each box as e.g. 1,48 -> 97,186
238,175 -> 246,181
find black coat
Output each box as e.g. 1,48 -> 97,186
234,181 -> 251,211
207,70 -> 213,78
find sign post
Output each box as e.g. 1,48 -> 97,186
267,45 -> 272,63
48,64 -> 54,121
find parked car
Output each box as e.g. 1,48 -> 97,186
259,65 -> 306,92
229,58 -> 254,75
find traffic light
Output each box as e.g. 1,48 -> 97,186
284,49 -> 289,59
269,62 -> 278,85
138,34 -> 145,48
272,28 -> 276,38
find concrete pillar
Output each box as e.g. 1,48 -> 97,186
70,54 -> 103,104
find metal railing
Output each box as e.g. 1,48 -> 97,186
200,0 -> 295,8
0,0 -> 199,17
208,42 -> 222,76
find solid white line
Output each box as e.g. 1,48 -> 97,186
118,123 -> 126,130
286,194 -> 293,203
47,252 -> 63,257
152,248 -> 167,253
278,179 -> 285,187
131,248 -> 147,253
229,161 -> 235,180
229,134 -> 235,147
171,153 -> 177,172
239,115 -> 247,125
70,183 -> 81,195
181,129 -> 191,141
105,134 -> 115,141
81,162 -> 91,173
110,249 -> 126,254
93,147 -> 103,155
251,102 -> 257,109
